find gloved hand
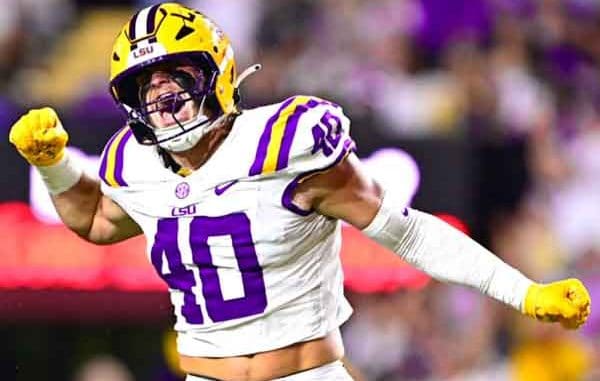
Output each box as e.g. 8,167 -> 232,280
9,107 -> 68,166
523,278 -> 591,329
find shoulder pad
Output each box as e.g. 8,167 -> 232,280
248,95 -> 355,177
98,127 -> 134,187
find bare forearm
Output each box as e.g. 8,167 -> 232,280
51,174 -> 141,244
51,173 -> 102,238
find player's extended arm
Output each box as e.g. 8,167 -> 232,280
294,153 -> 591,329
9,107 -> 141,244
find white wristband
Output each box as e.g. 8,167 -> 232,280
35,153 -> 83,195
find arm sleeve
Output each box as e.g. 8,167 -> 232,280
362,192 -> 533,310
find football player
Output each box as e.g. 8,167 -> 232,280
9,3 -> 591,381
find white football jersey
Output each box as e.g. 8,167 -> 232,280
99,95 -> 354,357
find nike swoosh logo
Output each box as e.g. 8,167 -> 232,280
215,180 -> 239,195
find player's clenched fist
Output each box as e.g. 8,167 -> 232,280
523,278 -> 591,329
9,107 -> 68,166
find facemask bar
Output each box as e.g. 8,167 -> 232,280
111,52 -> 262,148
137,69 -> 202,121
124,68 -> 218,146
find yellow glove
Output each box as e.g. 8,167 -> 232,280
9,107 -> 68,166
523,278 -> 591,329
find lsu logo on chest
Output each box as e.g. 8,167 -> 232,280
168,179 -> 258,218
171,203 -> 197,217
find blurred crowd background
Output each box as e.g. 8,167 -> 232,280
1,0 -> 600,380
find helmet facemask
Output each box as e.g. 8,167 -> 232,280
113,54 -> 223,152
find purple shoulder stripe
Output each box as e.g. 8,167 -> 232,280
249,96 -> 339,176
249,97 -> 297,176
275,98 -> 322,171
113,129 -> 133,187
98,128 -> 123,184
99,127 -> 133,187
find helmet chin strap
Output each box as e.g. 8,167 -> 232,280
235,64 -> 262,88
151,90 -> 217,152
155,109 -> 211,152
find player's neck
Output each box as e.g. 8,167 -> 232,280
169,115 -> 235,171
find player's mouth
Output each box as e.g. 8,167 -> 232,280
152,91 -> 194,127
156,92 -> 184,113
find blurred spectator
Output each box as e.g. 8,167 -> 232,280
510,324 -> 592,381
189,0 -> 261,68
0,0 -> 25,85
72,354 -> 134,381
529,118 -> 600,260
343,292 -> 417,380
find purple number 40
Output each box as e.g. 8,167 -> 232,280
311,110 -> 342,157
151,212 -> 267,324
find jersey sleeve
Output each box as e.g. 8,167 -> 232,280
249,96 -> 355,177
284,97 -> 355,176
248,95 -> 356,215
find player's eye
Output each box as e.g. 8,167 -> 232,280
138,70 -> 202,103
170,70 -> 197,90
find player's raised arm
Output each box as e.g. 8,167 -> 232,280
296,153 -> 591,330
9,107 -> 141,244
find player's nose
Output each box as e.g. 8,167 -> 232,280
149,71 -> 172,88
